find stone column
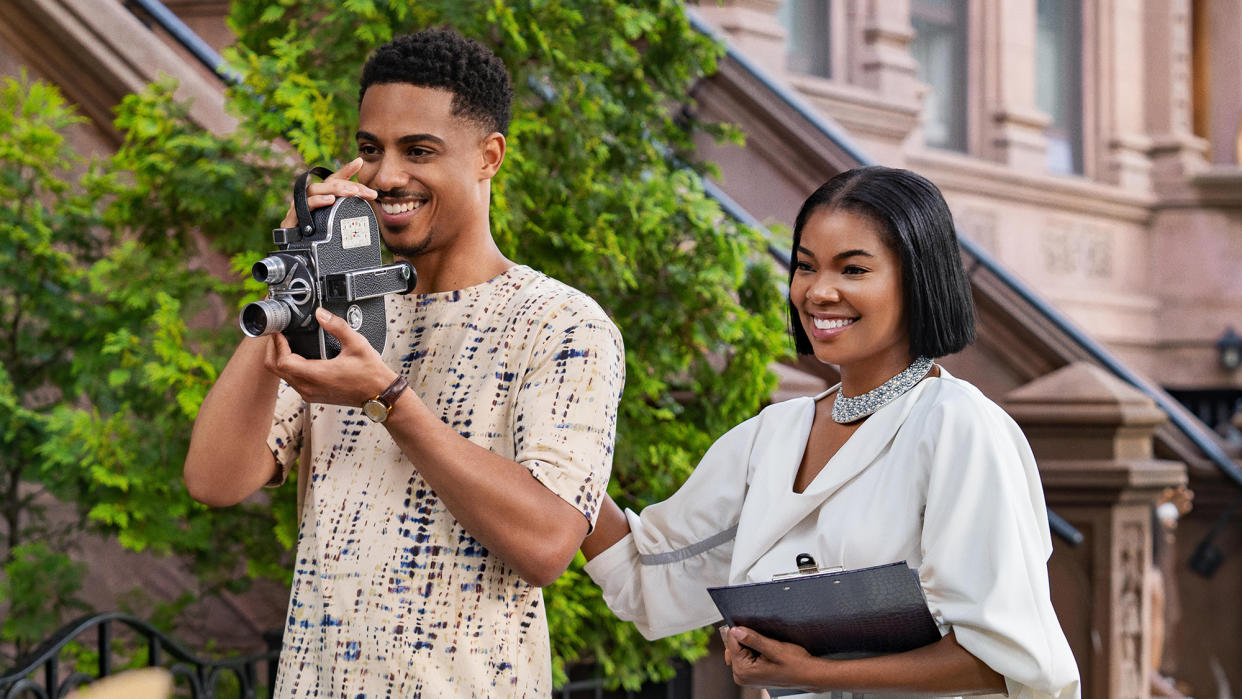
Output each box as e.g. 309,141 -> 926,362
1090,0 -> 1153,189
1191,0 -> 1242,166
1005,363 -> 1187,699
976,0 -> 1050,170
856,0 -> 920,106
1143,0 -> 1208,187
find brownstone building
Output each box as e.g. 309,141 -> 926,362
686,2 -> 1242,697
2,1 -> 1240,697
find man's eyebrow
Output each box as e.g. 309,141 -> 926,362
355,131 -> 447,147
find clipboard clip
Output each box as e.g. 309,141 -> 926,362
770,553 -> 843,581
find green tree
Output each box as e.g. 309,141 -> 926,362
0,71 -> 97,652
0,71 -> 298,660
1,0 -> 790,689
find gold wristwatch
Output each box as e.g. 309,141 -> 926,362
362,374 -> 408,423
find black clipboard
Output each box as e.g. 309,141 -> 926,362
707,560 -> 941,659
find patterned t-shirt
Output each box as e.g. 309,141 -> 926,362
267,265 -> 625,697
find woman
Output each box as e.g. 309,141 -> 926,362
582,166 -> 1080,698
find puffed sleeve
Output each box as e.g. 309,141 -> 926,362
583,411 -> 764,640
265,380 -> 307,487
918,385 -> 1081,699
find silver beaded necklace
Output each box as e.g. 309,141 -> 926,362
831,355 -> 935,424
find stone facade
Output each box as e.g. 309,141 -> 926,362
693,0 -> 1242,398
690,1 -> 1242,696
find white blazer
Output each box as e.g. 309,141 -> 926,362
584,370 -> 1081,699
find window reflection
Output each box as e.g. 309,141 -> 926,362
779,0 -> 831,78
912,0 -> 968,152
1036,0 -> 1084,174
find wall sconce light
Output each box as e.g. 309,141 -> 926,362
1218,326 -> 1242,372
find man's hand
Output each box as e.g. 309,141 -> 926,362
265,307 -> 396,408
723,626 -> 816,692
280,157 -> 377,228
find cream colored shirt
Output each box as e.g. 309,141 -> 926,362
268,265 -> 624,697
584,370 -> 1081,699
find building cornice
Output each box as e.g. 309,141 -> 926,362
0,0 -> 235,144
907,148 -> 1155,224
1155,166 -> 1242,209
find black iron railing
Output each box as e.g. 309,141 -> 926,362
0,609 -> 691,699
0,612 -> 280,699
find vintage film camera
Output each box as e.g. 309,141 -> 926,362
239,167 -> 417,359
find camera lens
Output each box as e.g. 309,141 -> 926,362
252,256 -> 289,284
240,299 -> 293,337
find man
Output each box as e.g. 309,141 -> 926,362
184,29 -> 625,696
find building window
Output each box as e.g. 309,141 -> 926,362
779,0 -> 832,78
911,0 -> 969,152
1036,0 -> 1084,174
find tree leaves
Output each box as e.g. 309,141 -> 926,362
0,71 -> 294,660
0,543 -> 88,648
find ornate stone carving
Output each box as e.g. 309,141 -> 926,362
1041,221 -> 1113,279
1168,0 -> 1193,134
1116,520 -> 1147,698
1082,225 -> 1113,279
1041,220 -> 1077,276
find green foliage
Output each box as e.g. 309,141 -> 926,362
1,0 -> 790,689
224,0 -> 789,687
0,543 -> 88,647
0,70 -> 109,657
0,70 -> 296,660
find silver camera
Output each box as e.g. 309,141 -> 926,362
240,167 -> 416,359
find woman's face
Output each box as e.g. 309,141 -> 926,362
789,208 -> 911,376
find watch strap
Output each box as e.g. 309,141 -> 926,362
363,374 -> 408,422
374,374 -> 408,410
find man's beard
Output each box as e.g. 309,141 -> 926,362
374,189 -> 432,259
381,228 -> 432,260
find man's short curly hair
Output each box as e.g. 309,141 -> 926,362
359,29 -> 513,135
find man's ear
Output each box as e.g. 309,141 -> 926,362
479,132 -> 506,179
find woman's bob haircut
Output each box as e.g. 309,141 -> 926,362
789,166 -> 976,359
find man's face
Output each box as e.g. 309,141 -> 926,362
355,83 -> 496,260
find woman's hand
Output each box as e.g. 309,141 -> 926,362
723,627 -> 1007,696
723,625 -> 816,692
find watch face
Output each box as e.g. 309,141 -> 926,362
363,399 -> 388,422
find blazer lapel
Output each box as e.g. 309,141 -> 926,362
728,379 -> 937,581
728,397 -> 815,581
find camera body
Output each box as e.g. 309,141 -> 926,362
239,167 -> 416,359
